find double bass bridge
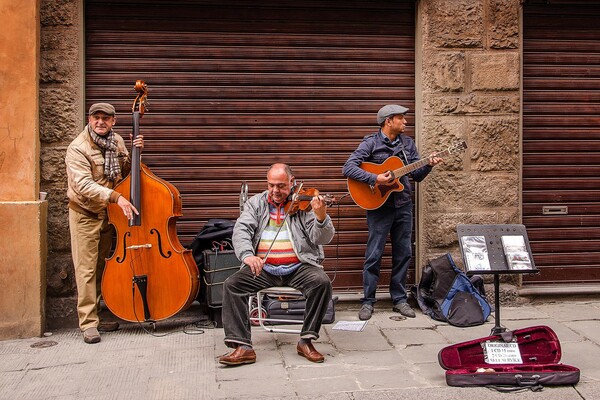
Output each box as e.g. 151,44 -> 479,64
127,244 -> 152,250
115,228 -> 173,263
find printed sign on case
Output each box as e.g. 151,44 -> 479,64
483,341 -> 523,364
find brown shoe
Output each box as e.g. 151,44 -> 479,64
98,321 -> 120,332
83,327 -> 101,344
296,341 -> 324,363
219,347 -> 256,366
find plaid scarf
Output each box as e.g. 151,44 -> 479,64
88,125 -> 121,182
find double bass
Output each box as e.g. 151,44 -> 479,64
102,80 -> 199,323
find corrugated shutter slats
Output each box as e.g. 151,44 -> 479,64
523,3 -> 600,285
86,0 -> 416,290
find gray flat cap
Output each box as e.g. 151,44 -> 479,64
377,104 -> 409,125
89,103 -> 116,116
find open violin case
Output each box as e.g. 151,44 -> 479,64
438,325 -> 579,390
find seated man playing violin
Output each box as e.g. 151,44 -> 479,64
219,163 -> 335,366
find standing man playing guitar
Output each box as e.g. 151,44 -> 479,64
342,105 -> 443,321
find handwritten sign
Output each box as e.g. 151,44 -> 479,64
483,341 -> 523,364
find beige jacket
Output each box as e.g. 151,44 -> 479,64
65,126 -> 131,219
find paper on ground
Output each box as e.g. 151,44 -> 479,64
332,320 -> 368,331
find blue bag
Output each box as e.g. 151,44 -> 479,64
415,253 -> 491,327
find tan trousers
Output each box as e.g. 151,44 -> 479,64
68,209 -> 114,331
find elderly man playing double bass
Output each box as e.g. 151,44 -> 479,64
65,103 -> 143,344
219,163 -> 335,365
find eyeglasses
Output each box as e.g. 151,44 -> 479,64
91,114 -> 114,122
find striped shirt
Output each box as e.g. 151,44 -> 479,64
256,204 -> 301,276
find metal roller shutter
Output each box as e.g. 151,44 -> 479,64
523,2 -> 600,287
85,0 -> 416,290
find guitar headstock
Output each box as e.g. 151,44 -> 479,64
449,140 -> 468,153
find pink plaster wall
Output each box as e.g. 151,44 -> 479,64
0,0 -> 40,202
0,0 -> 46,339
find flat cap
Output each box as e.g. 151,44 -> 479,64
377,104 -> 409,125
89,103 -> 116,116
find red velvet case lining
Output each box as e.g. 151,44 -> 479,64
438,325 -> 579,382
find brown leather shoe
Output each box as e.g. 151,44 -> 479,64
98,321 -> 120,332
219,347 -> 256,366
296,341 -> 324,363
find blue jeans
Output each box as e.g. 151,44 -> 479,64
362,202 -> 413,306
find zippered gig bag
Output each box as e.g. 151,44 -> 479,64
262,294 -> 338,324
438,325 -> 579,390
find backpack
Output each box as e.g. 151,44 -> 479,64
187,218 -> 236,266
187,219 -> 237,304
414,253 -> 491,327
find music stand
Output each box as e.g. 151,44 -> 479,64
457,224 -> 539,335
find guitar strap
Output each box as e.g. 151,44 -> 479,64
392,135 -> 410,168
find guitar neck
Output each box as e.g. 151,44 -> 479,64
392,147 -> 453,177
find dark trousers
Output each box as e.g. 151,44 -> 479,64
222,264 -> 332,348
362,202 -> 413,306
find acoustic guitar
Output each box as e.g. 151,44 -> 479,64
347,140 -> 467,210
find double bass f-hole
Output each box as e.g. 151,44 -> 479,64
150,228 -> 172,258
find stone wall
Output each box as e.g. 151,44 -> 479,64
38,0 -> 524,327
40,0 -> 83,328
416,0 -> 521,288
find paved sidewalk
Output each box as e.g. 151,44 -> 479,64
1,298 -> 600,400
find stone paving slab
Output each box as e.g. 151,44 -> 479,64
560,340 -> 600,382
531,301 -> 600,322
499,305 -> 552,321
567,320 -> 600,343
381,326 -> 448,345
0,299 -> 596,399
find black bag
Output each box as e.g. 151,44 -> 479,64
201,247 -> 240,308
188,218 -> 236,266
414,253 -> 491,327
260,294 -> 338,325
188,219 -> 236,304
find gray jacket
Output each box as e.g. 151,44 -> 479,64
232,191 -> 335,268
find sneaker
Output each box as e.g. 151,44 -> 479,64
393,302 -> 416,318
83,327 -> 101,344
98,321 -> 120,332
358,304 -> 374,320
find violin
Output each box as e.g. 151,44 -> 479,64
284,183 -> 336,215
261,182 -> 336,263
